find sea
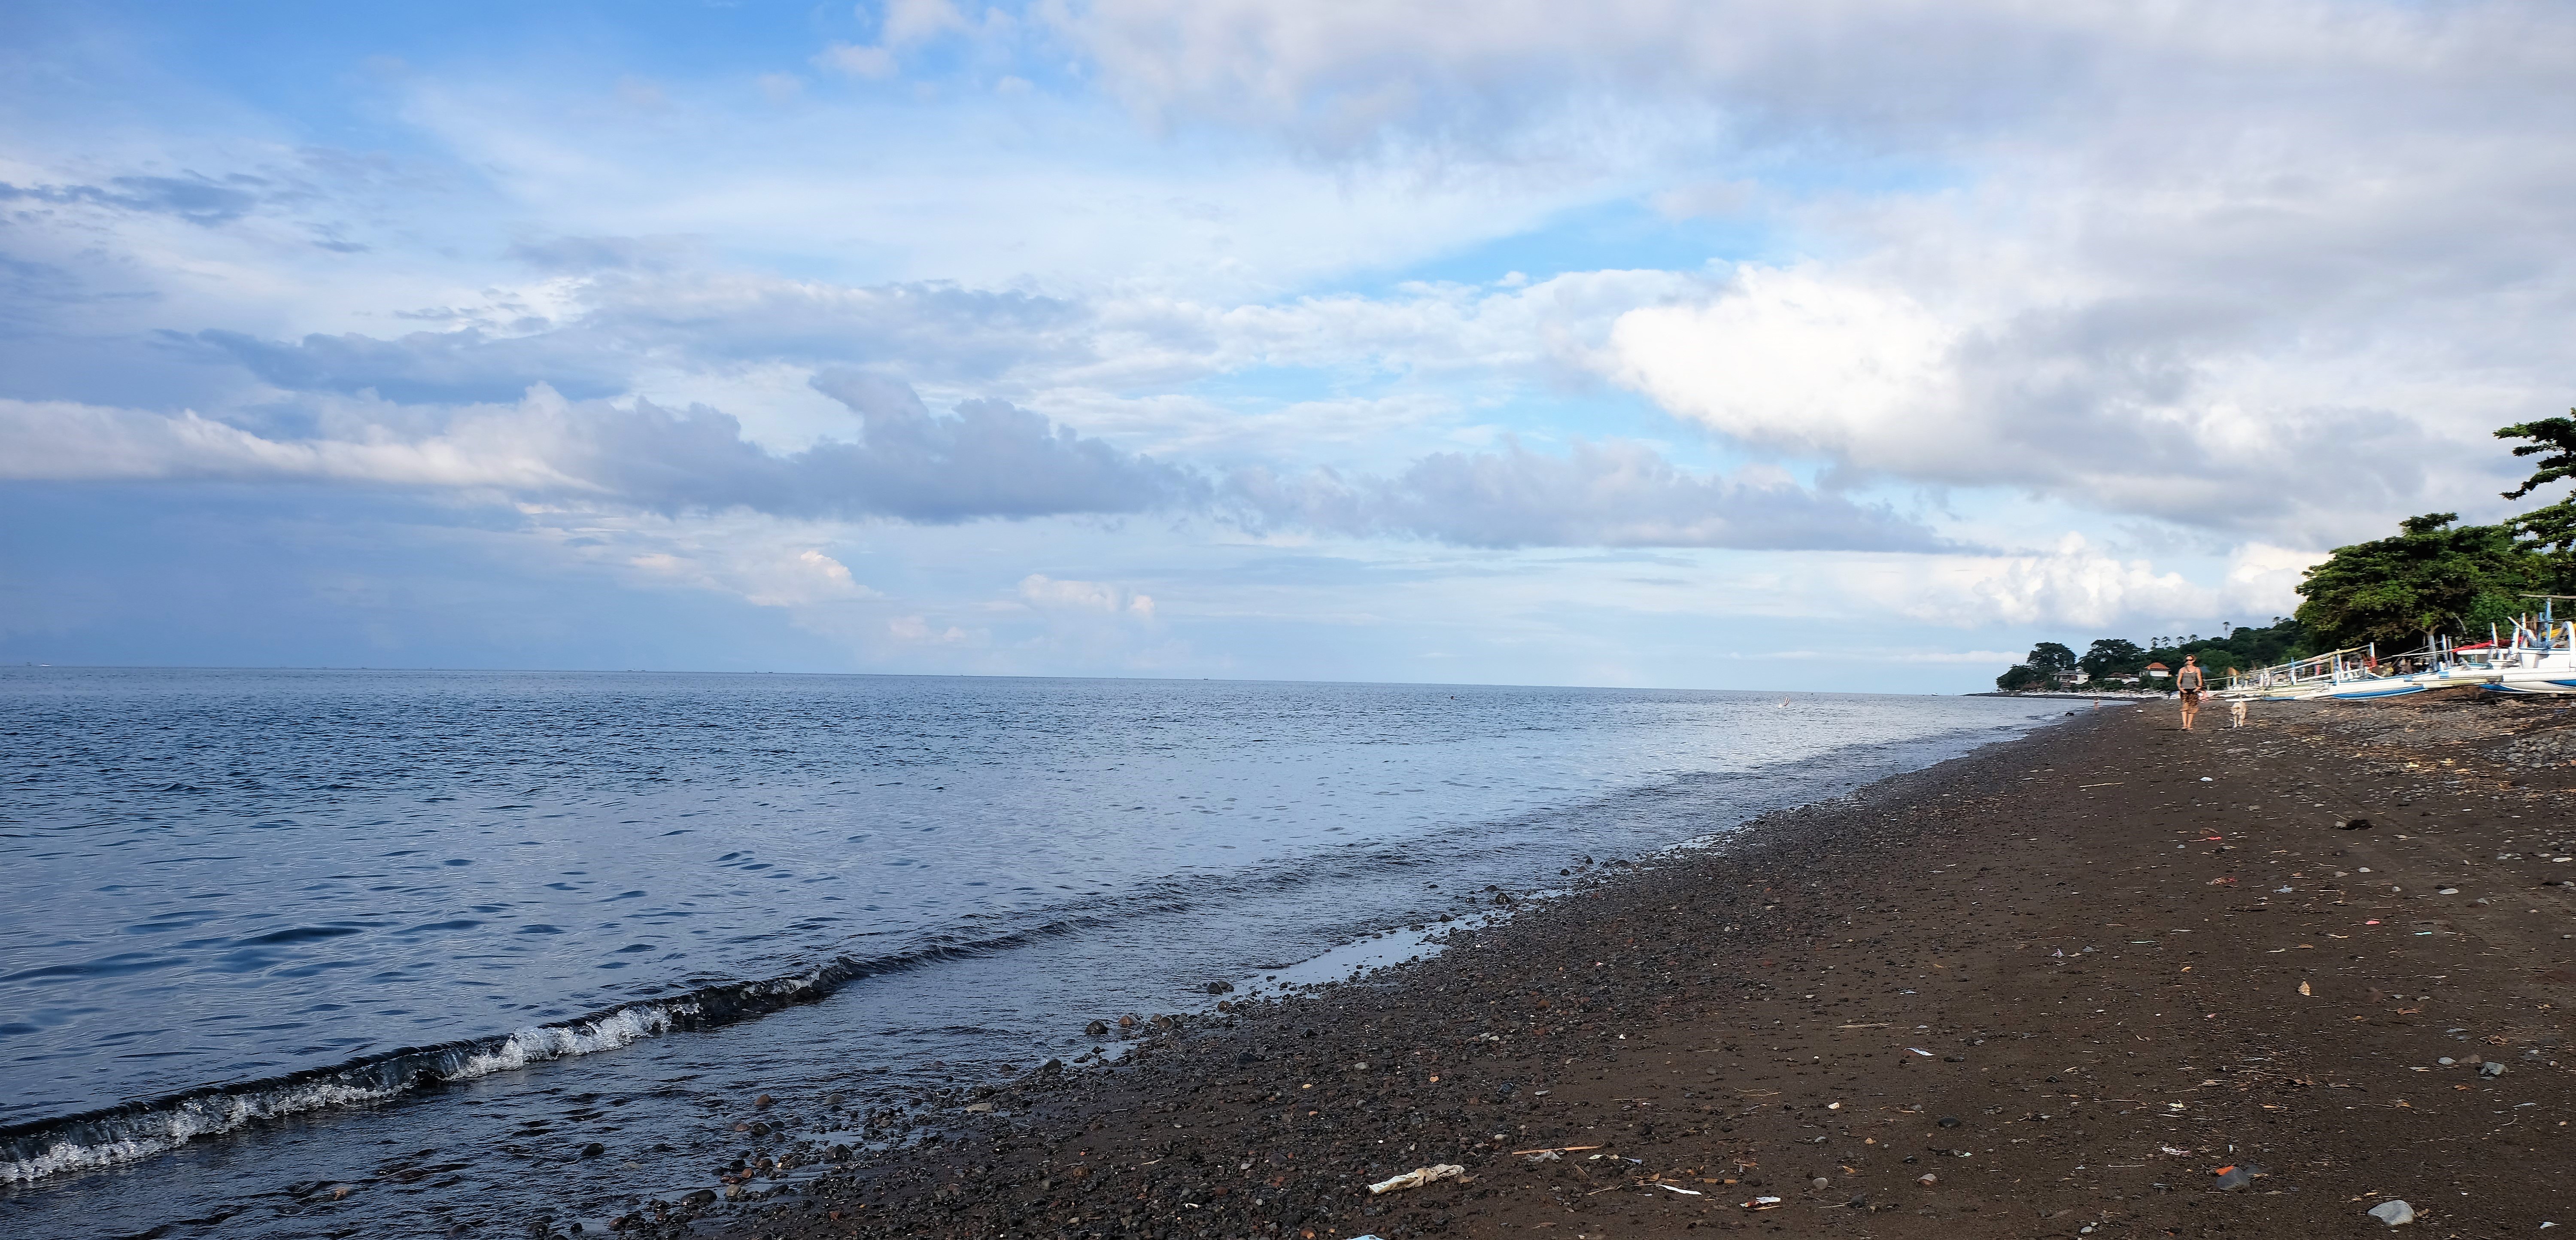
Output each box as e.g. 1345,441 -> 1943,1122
0,668 -> 2059,1238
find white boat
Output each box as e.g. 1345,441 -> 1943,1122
2221,641 -> 2504,701
2485,609 -> 2576,695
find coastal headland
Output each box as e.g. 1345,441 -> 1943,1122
658,697 -> 2576,1239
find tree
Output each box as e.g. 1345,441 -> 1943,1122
1994,664 -> 2047,692
2294,513 -> 2542,650
2027,641 -> 2077,679
2497,413 -> 2576,585
2078,638 -> 2145,682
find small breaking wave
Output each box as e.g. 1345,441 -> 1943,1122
0,881 -> 1283,1188
0,943 -> 923,1186
0,1002 -> 681,1185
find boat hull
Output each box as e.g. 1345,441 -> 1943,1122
2487,675 -> 2576,696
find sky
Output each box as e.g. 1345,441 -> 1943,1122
5,0 -> 2574,692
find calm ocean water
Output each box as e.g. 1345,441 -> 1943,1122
0,668 -> 2054,1237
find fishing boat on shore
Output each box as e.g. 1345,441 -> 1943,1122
2218,646 -> 2429,700
2483,600 -> 2576,695
2219,597 -> 2576,701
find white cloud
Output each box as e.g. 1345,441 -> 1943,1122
626,545 -> 869,608
1814,535 -> 2309,633
2218,542 -> 2326,621
888,614 -> 974,643
814,43 -> 898,79
1844,534 -> 2210,629
0,379 -> 1194,524
1605,267 -> 1957,467
1230,437 -> 1947,551
881,0 -> 972,48
1052,0 -> 2576,548
1018,573 -> 1155,619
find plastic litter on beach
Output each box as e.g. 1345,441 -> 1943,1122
1908,1048 -> 1935,1056
2211,1163 -> 2263,1190
2367,1199 -> 2416,1225
1658,1183 -> 1703,1195
1367,1165 -> 1466,1195
1741,1195 -> 1783,1210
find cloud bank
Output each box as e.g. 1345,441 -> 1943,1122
2,376 -> 1948,553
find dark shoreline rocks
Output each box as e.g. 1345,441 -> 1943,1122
627,699 -> 2576,1239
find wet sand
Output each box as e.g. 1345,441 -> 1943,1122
632,697 -> 2576,1239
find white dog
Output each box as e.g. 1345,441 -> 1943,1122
2229,698 -> 2249,728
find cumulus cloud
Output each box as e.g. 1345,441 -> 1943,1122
628,545 -> 873,609
0,376 -> 1195,523
0,387 -> 1950,552
1230,438 -> 1947,551
1838,535 -> 2318,630
1018,573 -> 1155,619
881,0 -> 972,47
815,0 -> 973,81
1054,0 -> 2576,547
1600,262 -> 2442,540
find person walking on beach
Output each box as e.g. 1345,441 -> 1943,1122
2175,655 -> 2206,730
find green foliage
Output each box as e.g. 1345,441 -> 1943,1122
2497,414 -> 2576,580
1998,621 -> 2310,691
1994,664 -> 2047,692
2078,638 -> 2145,681
2147,619 -> 2310,678
2293,514 -> 2542,650
2497,414 -> 2576,501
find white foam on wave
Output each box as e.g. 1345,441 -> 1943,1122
0,1001 -> 688,1186
451,1003 -> 680,1079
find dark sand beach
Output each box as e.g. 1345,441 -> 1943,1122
631,697 -> 2576,1240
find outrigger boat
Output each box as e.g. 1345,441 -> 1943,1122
2216,595 -> 2576,702
2484,596 -> 2576,696
2218,646 -> 2427,700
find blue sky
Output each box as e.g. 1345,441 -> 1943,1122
6,0 -> 2575,690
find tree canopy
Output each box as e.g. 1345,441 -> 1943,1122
2078,638 -> 2145,682
2497,413 -> 2576,576
2293,513 -> 2541,650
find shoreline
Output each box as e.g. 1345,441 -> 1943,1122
651,697 -> 2576,1239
